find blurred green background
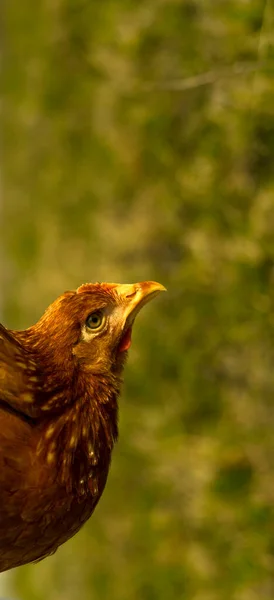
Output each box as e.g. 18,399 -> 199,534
3,1 -> 274,599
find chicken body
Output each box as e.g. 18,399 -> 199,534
0,281 -> 165,571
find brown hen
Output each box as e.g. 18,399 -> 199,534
0,280 -> 165,572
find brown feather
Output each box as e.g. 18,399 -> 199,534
0,280 -> 165,571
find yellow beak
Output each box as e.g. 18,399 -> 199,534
115,280 -> 166,324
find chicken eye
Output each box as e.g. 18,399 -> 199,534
86,311 -> 105,331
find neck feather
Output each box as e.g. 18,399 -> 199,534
38,376 -> 120,496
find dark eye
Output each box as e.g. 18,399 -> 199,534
86,311 -> 105,331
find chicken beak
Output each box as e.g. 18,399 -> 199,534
115,281 -> 166,325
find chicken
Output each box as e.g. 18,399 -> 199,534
0,280 -> 165,572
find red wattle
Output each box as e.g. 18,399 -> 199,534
118,328 -> 132,352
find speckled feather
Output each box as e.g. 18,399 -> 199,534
0,281 -> 164,572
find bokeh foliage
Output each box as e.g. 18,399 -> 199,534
3,1 -> 274,599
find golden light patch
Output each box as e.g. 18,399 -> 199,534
47,452 -> 55,465
87,449 -> 98,466
87,442 -> 94,457
90,451 -> 98,465
45,425 -> 55,439
22,392 -> 34,403
88,478 -> 98,496
69,435 -> 76,448
16,361 -> 25,368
